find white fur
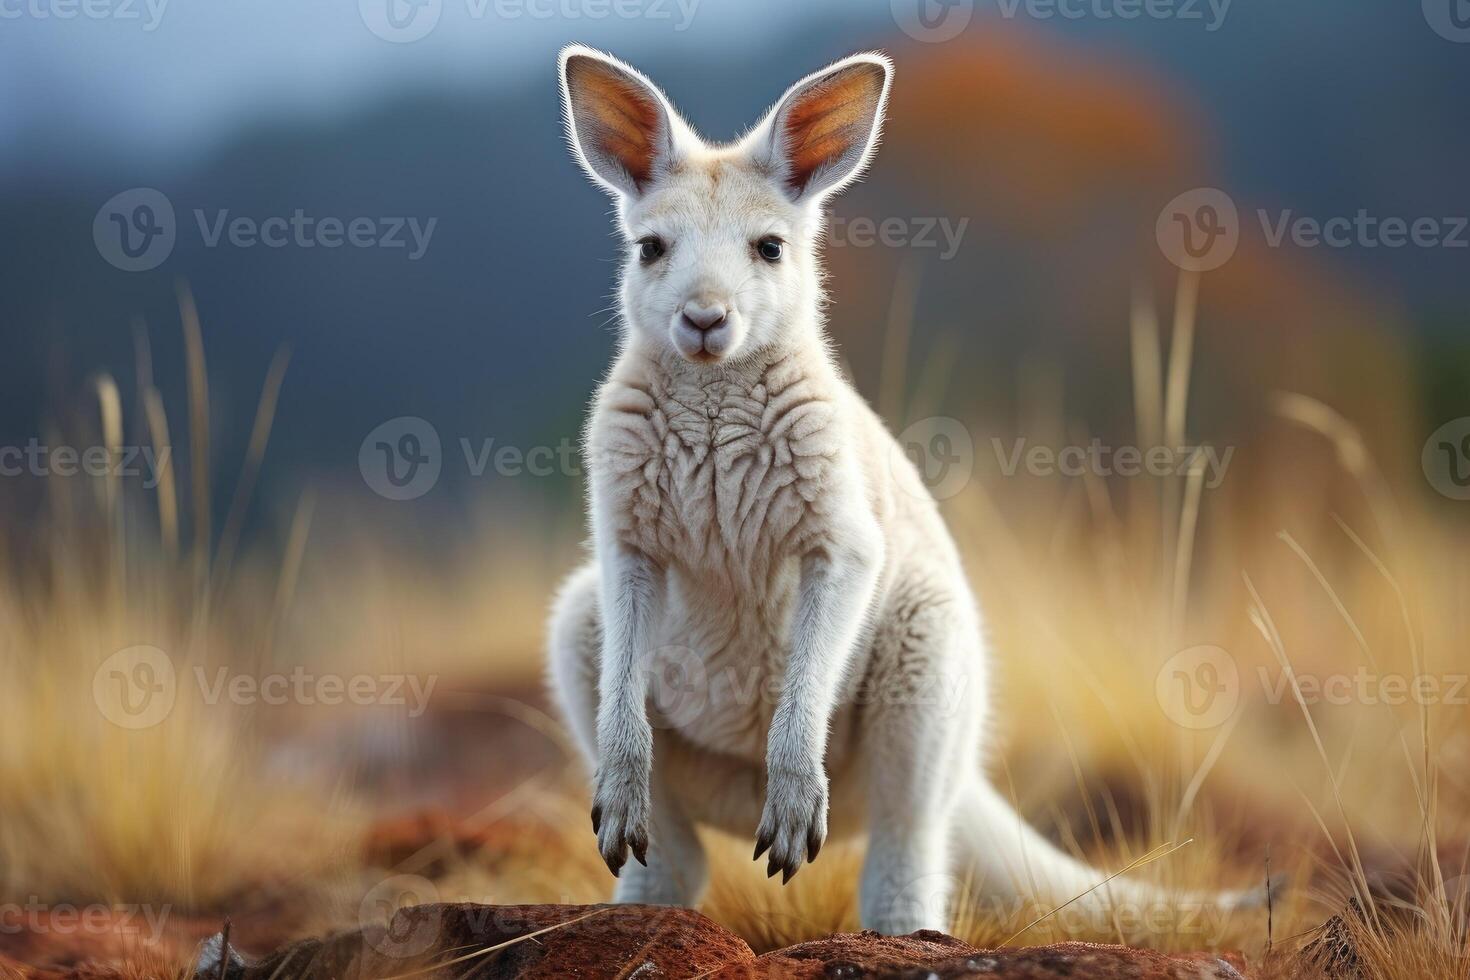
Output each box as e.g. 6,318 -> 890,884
547,45 -> 1259,934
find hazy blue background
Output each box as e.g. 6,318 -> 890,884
3,0 -> 1468,534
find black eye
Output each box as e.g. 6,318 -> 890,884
636,237 -> 665,263
757,237 -> 784,262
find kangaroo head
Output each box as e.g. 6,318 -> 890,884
559,45 -> 891,366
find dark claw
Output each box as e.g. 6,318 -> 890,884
591,804 -> 602,834
753,831 -> 773,862
631,835 -> 648,867
766,858 -> 780,879
781,865 -> 795,885
806,835 -> 822,864
603,849 -> 625,877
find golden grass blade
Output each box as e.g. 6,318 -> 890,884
1129,277 -> 1163,455
269,488 -> 315,640
214,345 -> 292,588
143,385 -> 180,559
1273,392 -> 1402,546
1162,270 -> 1198,453
999,839 -> 1194,948
1168,455 -> 1205,643
1244,573 -> 1381,931
179,281 -> 212,591
1173,709 -> 1239,841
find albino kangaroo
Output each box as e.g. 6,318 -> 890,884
546,45 -> 1257,934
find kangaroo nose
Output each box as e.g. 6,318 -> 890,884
681,301 -> 727,332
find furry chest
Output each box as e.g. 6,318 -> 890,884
597,382 -> 839,572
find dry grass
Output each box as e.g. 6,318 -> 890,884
1,274 -> 1467,978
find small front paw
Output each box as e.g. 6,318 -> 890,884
753,765 -> 828,884
590,760 -> 650,877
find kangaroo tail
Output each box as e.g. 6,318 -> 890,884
952,780 -> 1268,923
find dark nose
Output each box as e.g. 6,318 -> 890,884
681,301 -> 727,332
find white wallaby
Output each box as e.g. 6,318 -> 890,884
546,44 -> 1262,934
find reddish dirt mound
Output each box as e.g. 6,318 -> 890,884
231,904 -> 752,980
199,903 -> 1255,979
723,933 -> 1250,978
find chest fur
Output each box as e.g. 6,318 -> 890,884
588,356 -> 843,580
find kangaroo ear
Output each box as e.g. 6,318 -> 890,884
559,45 -> 690,198
748,52 -> 892,204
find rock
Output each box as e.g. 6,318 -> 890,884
716,933 -> 1251,979
193,902 -> 1258,979
228,903 -> 757,979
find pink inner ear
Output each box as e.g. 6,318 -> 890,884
567,58 -> 662,190
779,64 -> 884,195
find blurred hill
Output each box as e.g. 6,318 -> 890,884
1,7 -> 1467,524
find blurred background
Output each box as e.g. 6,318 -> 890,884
3,0 -> 1470,971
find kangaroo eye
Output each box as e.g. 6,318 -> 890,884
756,237 -> 784,262
636,237 -> 665,263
